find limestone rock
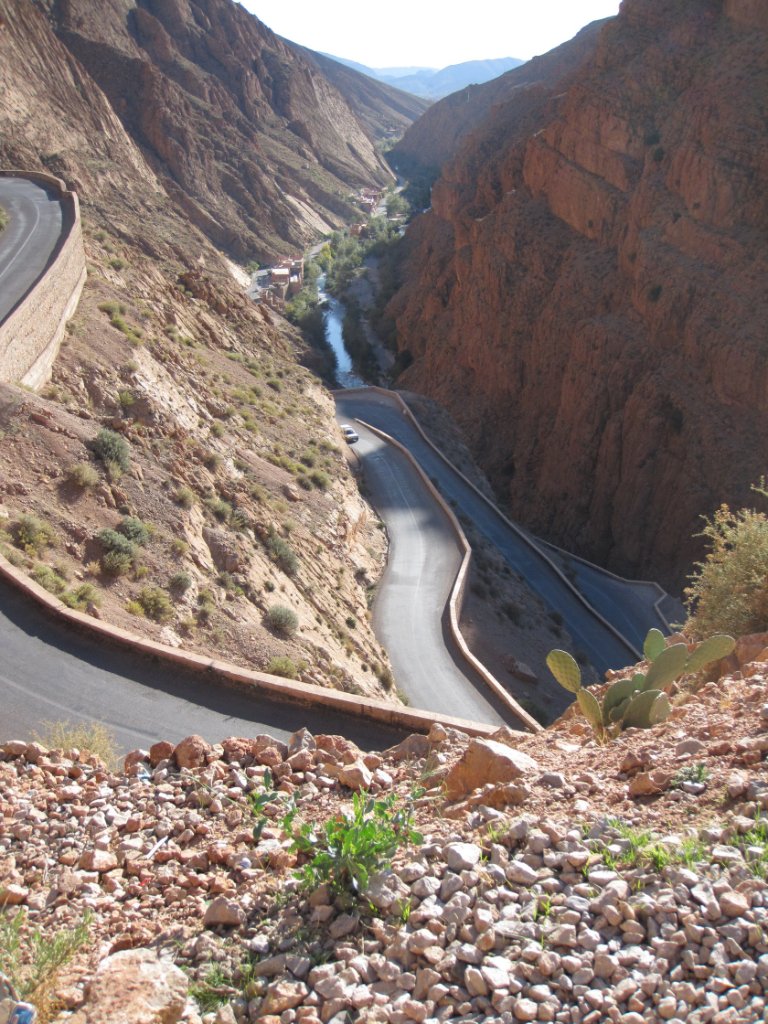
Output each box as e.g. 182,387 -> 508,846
445,738 -> 539,799
337,759 -> 372,791
173,735 -> 212,769
203,896 -> 245,928
76,949 -> 187,1024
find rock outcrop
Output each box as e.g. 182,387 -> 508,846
388,0 -> 768,590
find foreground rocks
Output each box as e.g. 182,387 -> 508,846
1,654 -> 768,1023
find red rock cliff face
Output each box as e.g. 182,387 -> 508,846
389,0 -> 768,591
49,0 -> 403,260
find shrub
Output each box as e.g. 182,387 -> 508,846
102,549 -> 133,577
31,563 -> 66,595
136,586 -> 173,622
92,429 -> 130,472
265,529 -> 298,576
169,571 -> 192,594
33,719 -> 116,768
173,485 -> 195,509
97,528 -> 136,557
204,496 -> 232,523
197,589 -> 216,623
67,462 -> 99,489
61,583 -> 100,611
13,514 -> 56,555
266,604 -> 298,637
310,470 -> 331,491
118,516 -> 151,545
685,500 -> 768,637
267,656 -> 298,678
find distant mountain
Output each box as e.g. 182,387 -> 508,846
327,55 -> 525,100
291,47 -> 429,140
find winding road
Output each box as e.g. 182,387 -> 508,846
335,389 -> 642,678
0,176 -> 64,322
0,175 -> 511,749
0,576 -> 411,753
347,424 -> 508,725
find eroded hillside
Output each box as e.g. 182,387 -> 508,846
0,0 -> 395,699
387,0 -> 768,591
44,0 -> 409,261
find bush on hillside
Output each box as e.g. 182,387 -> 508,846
266,604 -> 298,637
685,495 -> 768,638
92,428 -> 130,473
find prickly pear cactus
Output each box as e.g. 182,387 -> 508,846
643,643 -> 688,690
546,649 -> 582,693
643,628 -> 666,662
685,634 -> 735,673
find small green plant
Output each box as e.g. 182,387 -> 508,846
265,528 -> 298,576
546,629 -> 735,739
61,582 -> 100,611
532,894 -> 553,922
67,461 -> 99,489
284,792 -> 422,898
187,963 -> 232,1014
266,604 -> 298,637
0,907 -> 93,1005
92,428 -> 130,473
13,514 -> 56,556
672,763 -> 711,788
135,586 -> 173,622
267,655 -> 298,678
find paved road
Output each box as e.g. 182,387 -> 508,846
346,423 -> 508,726
0,177 -> 63,323
0,576 -> 411,754
336,390 -> 640,677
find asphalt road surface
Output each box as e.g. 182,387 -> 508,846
0,576 -> 412,754
336,390 -> 640,677
0,177 -> 63,323
346,424 -> 508,726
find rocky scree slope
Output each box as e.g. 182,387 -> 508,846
2,633 -> 768,1022
0,0 -> 394,698
46,0 -> 408,261
386,0 -> 768,592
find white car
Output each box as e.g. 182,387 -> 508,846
340,424 -> 359,444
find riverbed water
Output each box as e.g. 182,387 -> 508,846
317,274 -> 365,389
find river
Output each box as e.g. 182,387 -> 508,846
317,274 -> 365,389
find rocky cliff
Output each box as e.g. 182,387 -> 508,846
46,0 -> 413,261
387,0 -> 768,591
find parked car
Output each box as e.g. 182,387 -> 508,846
340,424 -> 359,444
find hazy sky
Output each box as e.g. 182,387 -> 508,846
240,0 -> 622,69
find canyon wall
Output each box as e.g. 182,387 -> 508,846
388,0 -> 768,591
47,0 -> 418,261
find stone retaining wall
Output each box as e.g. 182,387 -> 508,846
0,169 -> 86,389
